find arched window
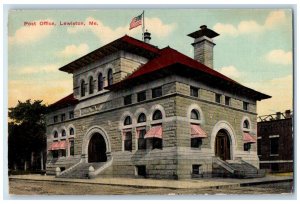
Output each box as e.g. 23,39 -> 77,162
54,131 -> 58,138
107,69 -> 113,86
98,73 -> 103,91
61,129 -> 66,137
69,128 -> 74,136
243,120 -> 250,129
81,80 -> 86,97
138,113 -> 146,123
89,77 -> 94,94
153,110 -> 162,120
124,116 -> 132,126
191,109 -> 200,120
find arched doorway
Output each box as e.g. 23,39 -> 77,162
215,129 -> 231,161
88,133 -> 107,163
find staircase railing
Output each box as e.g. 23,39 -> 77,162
89,157 -> 113,178
212,157 -> 235,174
57,160 -> 84,177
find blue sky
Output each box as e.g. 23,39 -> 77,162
8,9 -> 293,116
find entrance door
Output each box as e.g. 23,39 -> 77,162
215,130 -> 231,161
88,133 -> 107,163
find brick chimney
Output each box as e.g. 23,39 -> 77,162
187,25 -> 219,68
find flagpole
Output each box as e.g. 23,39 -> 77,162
142,10 -> 145,40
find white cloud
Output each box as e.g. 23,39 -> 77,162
244,75 -> 292,116
67,17 -> 176,44
218,65 -> 241,79
9,79 -> 73,108
9,19 -> 54,45
265,10 -> 287,29
213,10 -> 287,37
57,43 -> 89,58
18,64 -> 59,74
266,49 -> 292,65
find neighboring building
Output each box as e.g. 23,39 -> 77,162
46,25 -> 270,179
257,110 -> 293,173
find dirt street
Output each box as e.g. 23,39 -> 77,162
8,179 -> 293,196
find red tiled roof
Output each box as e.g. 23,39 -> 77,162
49,93 -> 78,109
108,46 -> 270,100
59,35 -> 160,73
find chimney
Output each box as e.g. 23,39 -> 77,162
143,30 -> 151,44
187,25 -> 219,69
285,110 -> 291,118
276,112 -> 281,120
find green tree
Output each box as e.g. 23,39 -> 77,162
8,100 -> 48,171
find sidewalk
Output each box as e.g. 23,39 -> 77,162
9,174 -> 293,189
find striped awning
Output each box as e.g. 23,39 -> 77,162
243,132 -> 256,143
48,140 -> 68,150
145,125 -> 162,139
191,124 -> 207,138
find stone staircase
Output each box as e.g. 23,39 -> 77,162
212,157 -> 265,179
57,162 -> 106,179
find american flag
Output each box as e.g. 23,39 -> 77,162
129,13 -> 143,30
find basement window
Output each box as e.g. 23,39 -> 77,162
136,165 -> 146,177
192,164 -> 201,175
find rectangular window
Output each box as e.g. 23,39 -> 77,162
124,95 -> 132,105
191,138 -> 202,148
192,165 -> 201,175
136,165 -> 146,177
61,114 -> 66,122
137,91 -> 146,102
225,96 -> 231,106
53,116 -> 58,123
138,129 -> 147,150
190,86 -> 199,97
52,150 -> 58,158
69,139 -> 74,156
69,111 -> 74,119
152,87 -> 162,98
270,138 -> 279,155
152,138 -> 162,149
257,139 -> 261,155
124,132 -> 132,151
60,149 -> 66,157
243,102 -> 249,111
244,143 -> 251,151
215,93 -> 221,103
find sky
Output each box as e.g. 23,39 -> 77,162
7,9 -> 293,116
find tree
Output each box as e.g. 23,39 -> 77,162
8,100 -> 48,171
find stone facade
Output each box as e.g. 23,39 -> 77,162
46,32 -> 267,180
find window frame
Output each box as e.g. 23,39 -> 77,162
81,80 -> 86,97
225,96 -> 231,106
137,91 -> 146,102
137,113 -> 146,123
152,110 -> 163,120
190,86 -> 199,97
215,93 -> 222,104
61,114 -> 66,122
243,101 -> 249,111
152,87 -> 162,99
124,95 -> 132,105
107,69 -> 113,86
98,73 -> 104,91
89,76 -> 94,94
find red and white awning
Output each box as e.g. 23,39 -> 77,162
191,124 -> 207,138
48,140 -> 68,151
243,132 -> 256,143
145,125 -> 162,139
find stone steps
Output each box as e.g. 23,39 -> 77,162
57,162 -> 106,179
